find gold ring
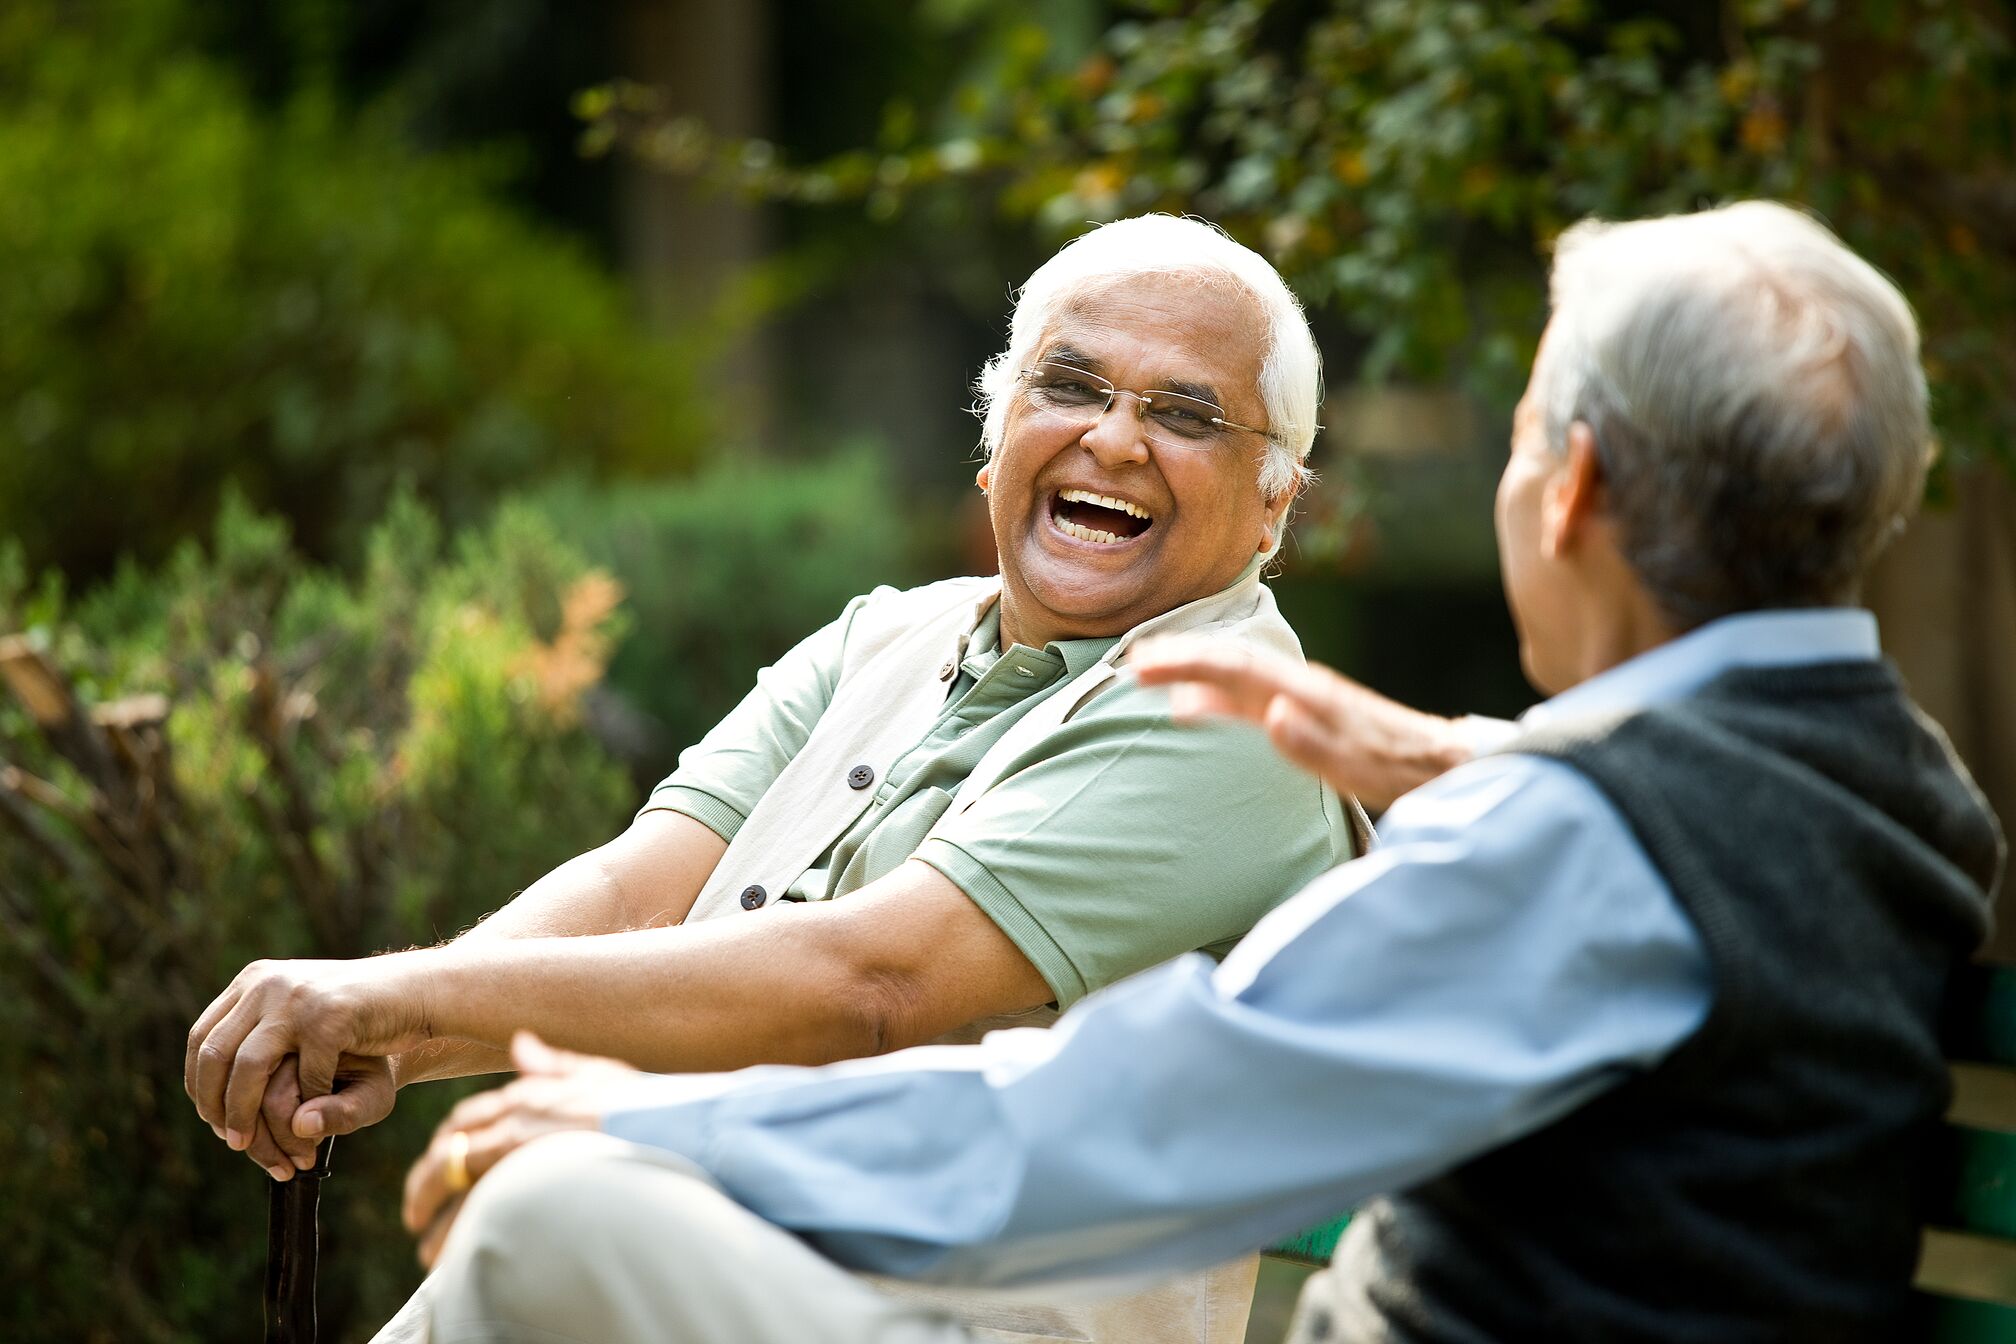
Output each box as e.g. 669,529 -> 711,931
444,1130 -> 471,1195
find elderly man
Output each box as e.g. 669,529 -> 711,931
395,201 -> 2000,1344
186,214 -> 1368,1344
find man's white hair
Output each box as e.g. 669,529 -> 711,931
1538,201 -> 1930,625
974,215 -> 1321,502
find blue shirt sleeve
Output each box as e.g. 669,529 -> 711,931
600,753 -> 1713,1291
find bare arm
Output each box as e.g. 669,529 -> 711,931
407,859 -> 1045,1072
206,808 -> 727,1178
191,859 -> 1049,1149
389,808 -> 730,1087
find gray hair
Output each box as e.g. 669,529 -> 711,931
974,215 -> 1321,502
1538,201 -> 1931,627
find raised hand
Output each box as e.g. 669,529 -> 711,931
1130,635 -> 1476,811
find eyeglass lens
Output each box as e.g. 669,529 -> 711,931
1023,361 -> 1229,449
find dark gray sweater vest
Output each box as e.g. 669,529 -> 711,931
1311,660 -> 2003,1344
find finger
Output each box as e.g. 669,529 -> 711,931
222,1022 -> 294,1147
510,1030 -> 599,1076
243,1115 -> 298,1184
295,1024 -> 344,1101
416,1192 -> 467,1271
184,983 -> 243,1123
1264,697 -> 1346,784
191,992 -> 273,1140
294,1059 -> 396,1141
1132,645 -> 1291,719
405,1115 -> 520,1235
1165,682 -> 1245,724
261,1057 -> 320,1170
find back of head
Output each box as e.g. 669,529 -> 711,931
1540,201 -> 1930,628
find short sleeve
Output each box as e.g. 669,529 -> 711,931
913,680 -> 1347,1008
637,595 -> 866,842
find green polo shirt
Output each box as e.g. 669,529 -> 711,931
642,589 -> 1352,1008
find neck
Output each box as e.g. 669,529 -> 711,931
1569,587 -> 1685,686
995,589 -> 1064,652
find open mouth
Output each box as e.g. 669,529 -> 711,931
1050,488 -> 1154,545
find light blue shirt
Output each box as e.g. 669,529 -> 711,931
602,609 -> 1883,1293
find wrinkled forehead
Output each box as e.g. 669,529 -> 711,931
1037,271 -> 1269,403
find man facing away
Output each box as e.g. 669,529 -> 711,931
394,201 -> 2004,1344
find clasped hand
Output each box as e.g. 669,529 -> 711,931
184,954 -> 429,1181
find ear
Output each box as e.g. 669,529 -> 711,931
1541,421 -> 1604,559
975,463 -> 992,493
1256,496 -> 1288,555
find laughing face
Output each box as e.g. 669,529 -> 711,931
982,273 -> 1281,649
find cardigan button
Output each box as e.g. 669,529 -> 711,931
739,885 -> 766,910
847,764 -> 875,790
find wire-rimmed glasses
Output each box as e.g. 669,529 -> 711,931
1018,360 -> 1271,451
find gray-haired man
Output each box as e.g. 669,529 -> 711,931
396,202 -> 2002,1344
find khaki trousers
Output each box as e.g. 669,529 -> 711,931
371,1131 -> 976,1344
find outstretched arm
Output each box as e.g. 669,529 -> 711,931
386,807 -> 731,1087
201,591 -> 865,1179
188,857 -> 1050,1176
196,808 -> 727,1180
404,755 -> 1710,1288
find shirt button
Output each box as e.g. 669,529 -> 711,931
1014,665 -> 1038,678
739,885 -> 766,910
847,764 -> 875,790
938,660 -> 957,681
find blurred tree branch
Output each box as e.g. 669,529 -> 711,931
581,0 -> 2015,477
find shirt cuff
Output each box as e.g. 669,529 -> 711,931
1452,714 -> 1520,757
598,1072 -> 744,1161
914,837 -> 1089,1010
636,785 -> 747,843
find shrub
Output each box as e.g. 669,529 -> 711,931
528,445 -> 935,772
0,0 -> 710,581
0,493 -> 634,1341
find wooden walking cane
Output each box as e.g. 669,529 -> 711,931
264,1137 -> 335,1344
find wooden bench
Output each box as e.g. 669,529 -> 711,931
1262,962 -> 2016,1341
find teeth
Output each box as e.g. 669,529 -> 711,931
1059,488 -> 1150,521
1058,518 -> 1124,544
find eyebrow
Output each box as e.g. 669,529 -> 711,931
1035,344 -> 1226,407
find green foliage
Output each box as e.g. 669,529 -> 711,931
0,0 -> 710,580
0,494 -> 633,1341
589,0 -> 2016,473
529,446 -> 932,765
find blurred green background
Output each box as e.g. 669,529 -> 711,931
1,1 -> 2010,1339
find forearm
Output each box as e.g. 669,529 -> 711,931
417,908 -> 892,1073
393,811 -> 730,1086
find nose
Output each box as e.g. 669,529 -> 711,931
1079,392 -> 1153,468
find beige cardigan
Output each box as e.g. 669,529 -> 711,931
685,566 -> 1366,1344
